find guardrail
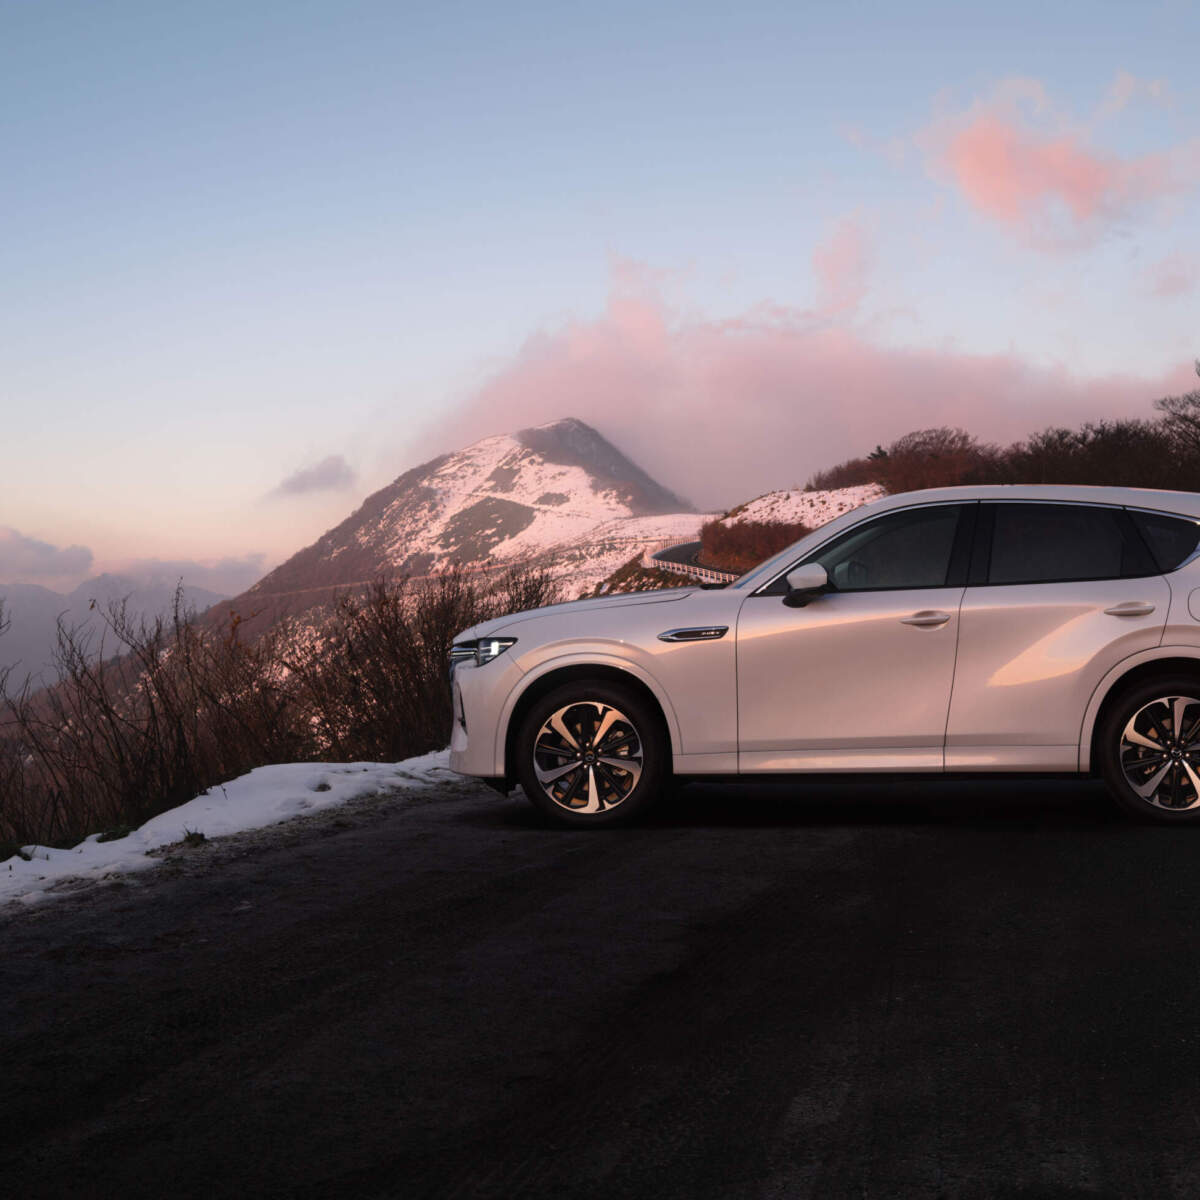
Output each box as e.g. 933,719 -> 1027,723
646,542 -> 740,585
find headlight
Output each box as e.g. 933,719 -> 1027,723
449,637 -> 518,673
475,636 -> 518,666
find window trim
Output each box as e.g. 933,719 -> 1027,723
751,501 -> 974,597
969,499 -> 1161,589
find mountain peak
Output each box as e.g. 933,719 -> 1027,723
228,417 -> 699,626
513,418 -> 691,516
527,416 -> 589,433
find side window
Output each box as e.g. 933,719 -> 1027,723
1128,510 -> 1200,573
810,505 -> 962,592
985,503 -> 1154,585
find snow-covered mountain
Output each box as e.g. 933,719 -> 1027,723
226,418 -> 704,626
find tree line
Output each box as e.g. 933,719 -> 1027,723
703,364 -> 1200,573
809,362 -> 1200,493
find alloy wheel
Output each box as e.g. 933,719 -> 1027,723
531,701 -> 644,814
1119,694 -> 1200,811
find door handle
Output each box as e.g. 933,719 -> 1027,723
900,610 -> 951,628
1104,602 -> 1156,617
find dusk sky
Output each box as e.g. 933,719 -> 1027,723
3,0 -> 1198,592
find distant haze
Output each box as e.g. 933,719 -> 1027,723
0,576 -> 228,683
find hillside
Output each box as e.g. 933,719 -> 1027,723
719,484 -> 885,527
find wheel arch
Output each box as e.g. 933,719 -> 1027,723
498,657 -> 679,784
1082,648 -> 1200,772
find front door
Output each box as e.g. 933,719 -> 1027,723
736,503 -> 972,772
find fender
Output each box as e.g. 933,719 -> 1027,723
492,649 -> 685,775
1078,645 -> 1200,771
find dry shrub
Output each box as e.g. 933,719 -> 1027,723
805,455 -> 881,490
873,427 -> 1004,493
0,565 -> 558,852
0,592 -> 303,850
699,519 -> 812,574
285,564 -> 559,763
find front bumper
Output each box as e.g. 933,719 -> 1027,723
448,655 -> 524,779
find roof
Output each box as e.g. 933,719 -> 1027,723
872,484 -> 1200,519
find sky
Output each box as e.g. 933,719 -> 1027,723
1,0 -> 1197,592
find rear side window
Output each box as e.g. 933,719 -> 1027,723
1128,511 -> 1200,573
984,503 -> 1155,585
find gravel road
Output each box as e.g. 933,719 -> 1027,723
3,773 -> 1199,1199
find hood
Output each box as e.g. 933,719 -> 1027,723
457,587 -> 695,641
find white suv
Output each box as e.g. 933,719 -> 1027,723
449,486 -> 1200,826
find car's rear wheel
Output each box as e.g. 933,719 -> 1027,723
1098,676 -> 1200,824
515,680 -> 667,827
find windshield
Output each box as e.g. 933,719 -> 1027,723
732,535 -> 816,590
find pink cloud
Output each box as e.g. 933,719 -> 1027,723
944,116 -> 1118,225
418,273 -> 1196,509
917,80 -> 1199,246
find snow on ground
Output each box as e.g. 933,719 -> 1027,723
721,484 -> 884,527
1,750 -> 455,907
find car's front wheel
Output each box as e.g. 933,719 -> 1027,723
515,680 -> 667,827
1098,676 -> 1200,823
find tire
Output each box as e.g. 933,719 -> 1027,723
514,680 -> 668,827
1097,675 -> 1200,824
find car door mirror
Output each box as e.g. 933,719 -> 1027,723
783,563 -> 830,608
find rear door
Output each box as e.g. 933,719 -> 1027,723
945,502 -> 1170,770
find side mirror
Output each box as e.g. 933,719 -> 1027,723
783,562 -> 829,608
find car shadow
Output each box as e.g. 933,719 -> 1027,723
650,776 -> 1123,831
469,777 -> 1134,833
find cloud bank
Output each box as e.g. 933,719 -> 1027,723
111,554 -> 269,597
0,527 -> 93,582
420,271 -> 1197,509
271,455 -> 356,498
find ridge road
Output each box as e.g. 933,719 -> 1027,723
1,774 -> 1192,1198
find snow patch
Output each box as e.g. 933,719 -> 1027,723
1,751 -> 455,907
722,484 -> 884,528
